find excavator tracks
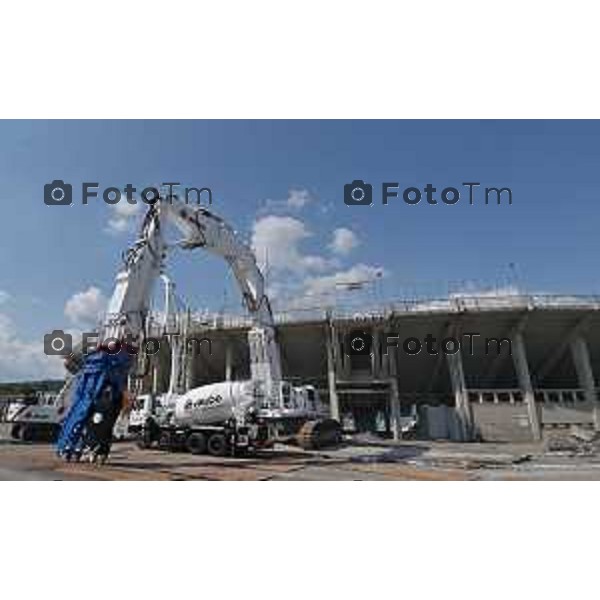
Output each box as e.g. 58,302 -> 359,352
296,419 -> 342,450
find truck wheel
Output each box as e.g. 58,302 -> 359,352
186,432 -> 207,455
137,428 -> 155,449
158,431 -> 172,451
10,424 -> 22,440
207,433 -> 228,457
20,425 -> 33,442
172,432 -> 187,452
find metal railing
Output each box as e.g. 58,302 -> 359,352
180,293 -> 600,331
467,387 -> 596,404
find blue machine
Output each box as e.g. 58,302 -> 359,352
56,350 -> 131,460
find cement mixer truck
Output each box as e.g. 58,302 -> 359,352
137,379 -> 325,456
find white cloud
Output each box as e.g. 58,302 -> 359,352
0,313 -> 65,382
64,286 -> 108,328
286,188 -> 314,209
251,209 -> 383,311
260,187 -> 316,213
329,228 -> 359,256
303,264 -> 385,297
105,201 -> 141,235
0,290 -> 10,305
0,313 -> 15,338
251,215 -> 336,275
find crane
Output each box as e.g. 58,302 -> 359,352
56,194 -> 340,462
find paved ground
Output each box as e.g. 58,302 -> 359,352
3,437 -> 600,480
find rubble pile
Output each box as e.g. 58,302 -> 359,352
544,426 -> 600,456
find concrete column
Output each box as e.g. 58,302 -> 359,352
371,328 -> 381,379
387,348 -> 401,440
571,336 -> 599,430
339,327 -> 351,380
151,360 -> 159,395
380,330 -> 391,379
513,332 -> 541,441
446,349 -> 472,441
185,350 -> 195,391
225,340 -> 233,382
326,320 -> 340,421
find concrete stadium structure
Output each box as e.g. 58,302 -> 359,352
141,294 -> 600,442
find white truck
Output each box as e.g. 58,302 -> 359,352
4,386 -> 72,442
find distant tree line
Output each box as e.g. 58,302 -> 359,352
0,379 -> 65,397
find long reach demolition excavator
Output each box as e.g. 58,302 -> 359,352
56,194 -> 341,462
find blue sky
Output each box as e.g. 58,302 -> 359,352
0,120 -> 599,381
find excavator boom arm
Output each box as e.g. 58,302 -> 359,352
57,196 -> 282,460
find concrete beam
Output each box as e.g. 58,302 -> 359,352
536,316 -> 590,382
484,312 -> 529,383
426,319 -> 473,440
446,347 -> 472,441
427,321 -> 456,393
570,336 -> 599,430
512,332 -> 541,441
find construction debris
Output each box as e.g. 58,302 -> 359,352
544,427 -> 600,456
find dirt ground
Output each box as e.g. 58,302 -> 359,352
3,436 -> 600,480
